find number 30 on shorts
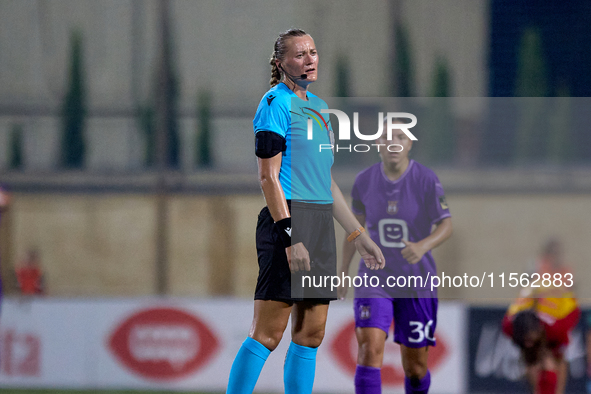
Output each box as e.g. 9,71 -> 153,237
408,320 -> 435,343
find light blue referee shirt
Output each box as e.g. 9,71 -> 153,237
253,82 -> 334,203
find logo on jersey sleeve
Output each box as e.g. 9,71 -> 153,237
387,201 -> 398,215
438,196 -> 448,210
266,94 -> 276,105
378,218 -> 408,248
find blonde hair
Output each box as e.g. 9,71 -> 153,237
269,28 -> 308,87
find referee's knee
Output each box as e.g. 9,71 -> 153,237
292,328 -> 325,348
251,331 -> 284,351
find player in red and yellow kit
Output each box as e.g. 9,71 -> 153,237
502,287 -> 580,394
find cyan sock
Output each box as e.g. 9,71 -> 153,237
284,341 -> 318,394
354,365 -> 382,394
404,370 -> 431,394
226,337 -> 271,394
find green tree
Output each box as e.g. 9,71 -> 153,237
420,57 -> 454,165
547,83 -> 571,164
9,123 -> 24,170
514,27 -> 548,163
515,28 -> 548,97
153,1 -> 180,169
431,58 -> 451,98
197,90 -> 213,167
138,105 -> 156,167
393,23 -> 414,97
60,30 -> 86,169
334,53 -> 352,97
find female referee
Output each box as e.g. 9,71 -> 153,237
226,29 -> 385,394
339,124 -> 453,394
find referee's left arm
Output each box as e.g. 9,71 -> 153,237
330,175 -> 385,270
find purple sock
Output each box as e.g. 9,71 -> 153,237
354,365 -> 381,394
404,370 -> 430,394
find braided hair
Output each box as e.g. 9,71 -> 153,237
269,28 -> 308,87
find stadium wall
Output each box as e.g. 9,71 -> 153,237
2,192 -> 591,301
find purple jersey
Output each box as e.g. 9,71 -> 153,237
351,160 -> 450,297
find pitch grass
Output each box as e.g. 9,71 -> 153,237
0,390 -> 224,394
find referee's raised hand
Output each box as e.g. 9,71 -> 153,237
286,242 -> 310,272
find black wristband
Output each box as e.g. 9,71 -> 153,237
275,217 -> 292,248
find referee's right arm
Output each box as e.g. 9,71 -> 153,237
258,153 -> 290,222
258,154 -> 310,272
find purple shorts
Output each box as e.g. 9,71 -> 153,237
354,297 -> 438,348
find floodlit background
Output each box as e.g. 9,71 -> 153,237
0,0 -> 590,393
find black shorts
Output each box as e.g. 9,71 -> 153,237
254,201 -> 337,304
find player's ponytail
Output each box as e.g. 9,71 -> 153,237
269,53 -> 282,87
269,28 -> 308,87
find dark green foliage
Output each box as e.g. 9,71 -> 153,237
331,53 -> 354,167
393,23 -> 413,97
547,84 -> 572,164
153,10 -> 180,169
60,30 -> 86,169
431,58 -> 451,98
419,57 -> 454,165
163,73 -> 180,169
9,123 -> 23,170
0,389 -> 219,394
514,27 -> 549,163
197,90 -> 212,167
515,27 -> 548,98
152,64 -> 180,169
334,53 -> 351,98
138,105 -> 156,167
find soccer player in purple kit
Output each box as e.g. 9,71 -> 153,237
339,122 -> 453,394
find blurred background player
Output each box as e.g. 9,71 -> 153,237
226,29 -> 384,394
502,287 -> 580,394
339,123 -> 453,394
15,248 -> 45,296
534,237 -> 572,280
